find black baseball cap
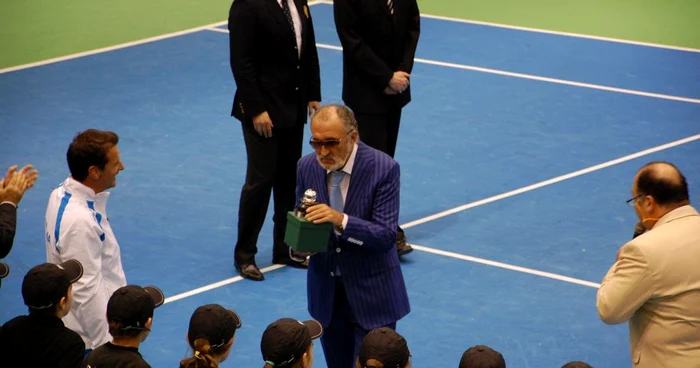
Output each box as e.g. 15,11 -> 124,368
22,259 -> 83,310
459,345 -> 506,368
561,362 -> 593,368
261,318 -> 323,367
0,262 -> 8,279
358,327 -> 410,368
107,285 -> 165,330
188,304 -> 242,348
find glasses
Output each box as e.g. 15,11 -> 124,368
308,130 -> 355,150
626,194 -> 644,206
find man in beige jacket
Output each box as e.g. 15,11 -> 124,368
597,161 -> 700,367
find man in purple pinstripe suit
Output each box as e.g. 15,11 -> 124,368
296,104 -> 410,368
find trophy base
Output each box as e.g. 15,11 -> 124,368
284,211 -> 333,253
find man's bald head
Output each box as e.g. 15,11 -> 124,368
311,104 -> 359,133
634,161 -> 689,206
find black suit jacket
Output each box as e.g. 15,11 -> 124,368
334,0 -> 420,113
228,0 -> 322,128
0,202 -> 17,259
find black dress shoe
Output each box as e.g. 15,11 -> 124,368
396,232 -> 413,256
236,263 -> 265,281
273,248 -> 309,269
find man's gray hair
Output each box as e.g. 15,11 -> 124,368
313,104 -> 359,133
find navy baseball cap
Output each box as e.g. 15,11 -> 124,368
261,318 -> 323,367
107,285 -> 165,330
459,345 -> 506,368
188,304 -> 242,348
22,260 -> 83,310
358,327 -> 410,368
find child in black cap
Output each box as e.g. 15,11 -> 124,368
261,317 -> 323,368
356,327 -> 411,368
0,259 -> 85,368
180,304 -> 243,368
459,345 -> 506,368
561,362 -> 593,368
82,284 -> 165,367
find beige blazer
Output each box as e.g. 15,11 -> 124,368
597,205 -> 700,368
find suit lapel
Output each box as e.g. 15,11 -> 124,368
378,0 -> 393,18
265,0 -> 296,42
313,164 -> 329,207
344,144 -> 373,215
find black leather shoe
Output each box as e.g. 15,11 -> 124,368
273,248 -> 309,269
396,232 -> 413,256
236,263 -> 265,281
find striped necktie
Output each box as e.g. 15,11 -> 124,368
387,0 -> 394,15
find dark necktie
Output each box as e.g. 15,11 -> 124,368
281,0 -> 297,37
387,0 -> 394,15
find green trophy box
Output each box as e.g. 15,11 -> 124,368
284,211 -> 333,253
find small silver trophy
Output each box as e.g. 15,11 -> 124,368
295,189 -> 318,218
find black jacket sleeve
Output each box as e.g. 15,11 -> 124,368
0,202 -> 17,259
228,0 -> 267,118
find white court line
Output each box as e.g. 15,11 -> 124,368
410,57 -> 700,104
0,0 -> 325,74
401,134 -> 700,229
410,244 -> 601,288
0,21 -> 221,74
205,28 -> 700,104
160,134 -> 700,302
420,14 -> 700,54
313,0 -> 700,53
164,264 -> 285,304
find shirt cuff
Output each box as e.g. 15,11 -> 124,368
0,201 -> 17,208
334,214 -> 349,236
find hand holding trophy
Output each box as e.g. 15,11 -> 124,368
285,189 -> 334,255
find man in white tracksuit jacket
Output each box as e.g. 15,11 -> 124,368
45,129 -> 126,352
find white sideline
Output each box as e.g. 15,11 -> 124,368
411,244 -> 601,288
0,0 -> 326,74
206,28 -> 700,105
314,0 -> 700,53
165,126 -> 700,303
401,134 -> 700,229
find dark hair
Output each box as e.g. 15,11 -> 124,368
637,161 -> 689,205
108,320 -> 143,338
263,355 -> 307,368
66,129 -> 119,181
262,352 -> 307,368
180,337 -> 232,368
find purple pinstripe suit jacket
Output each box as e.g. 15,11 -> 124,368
296,141 -> 410,329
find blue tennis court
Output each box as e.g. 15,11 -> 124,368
1,2 -> 699,367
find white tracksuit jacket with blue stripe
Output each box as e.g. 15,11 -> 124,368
45,177 -> 127,350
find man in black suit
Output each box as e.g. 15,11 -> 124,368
334,0 -> 420,256
0,165 -> 38,259
228,0 -> 322,281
